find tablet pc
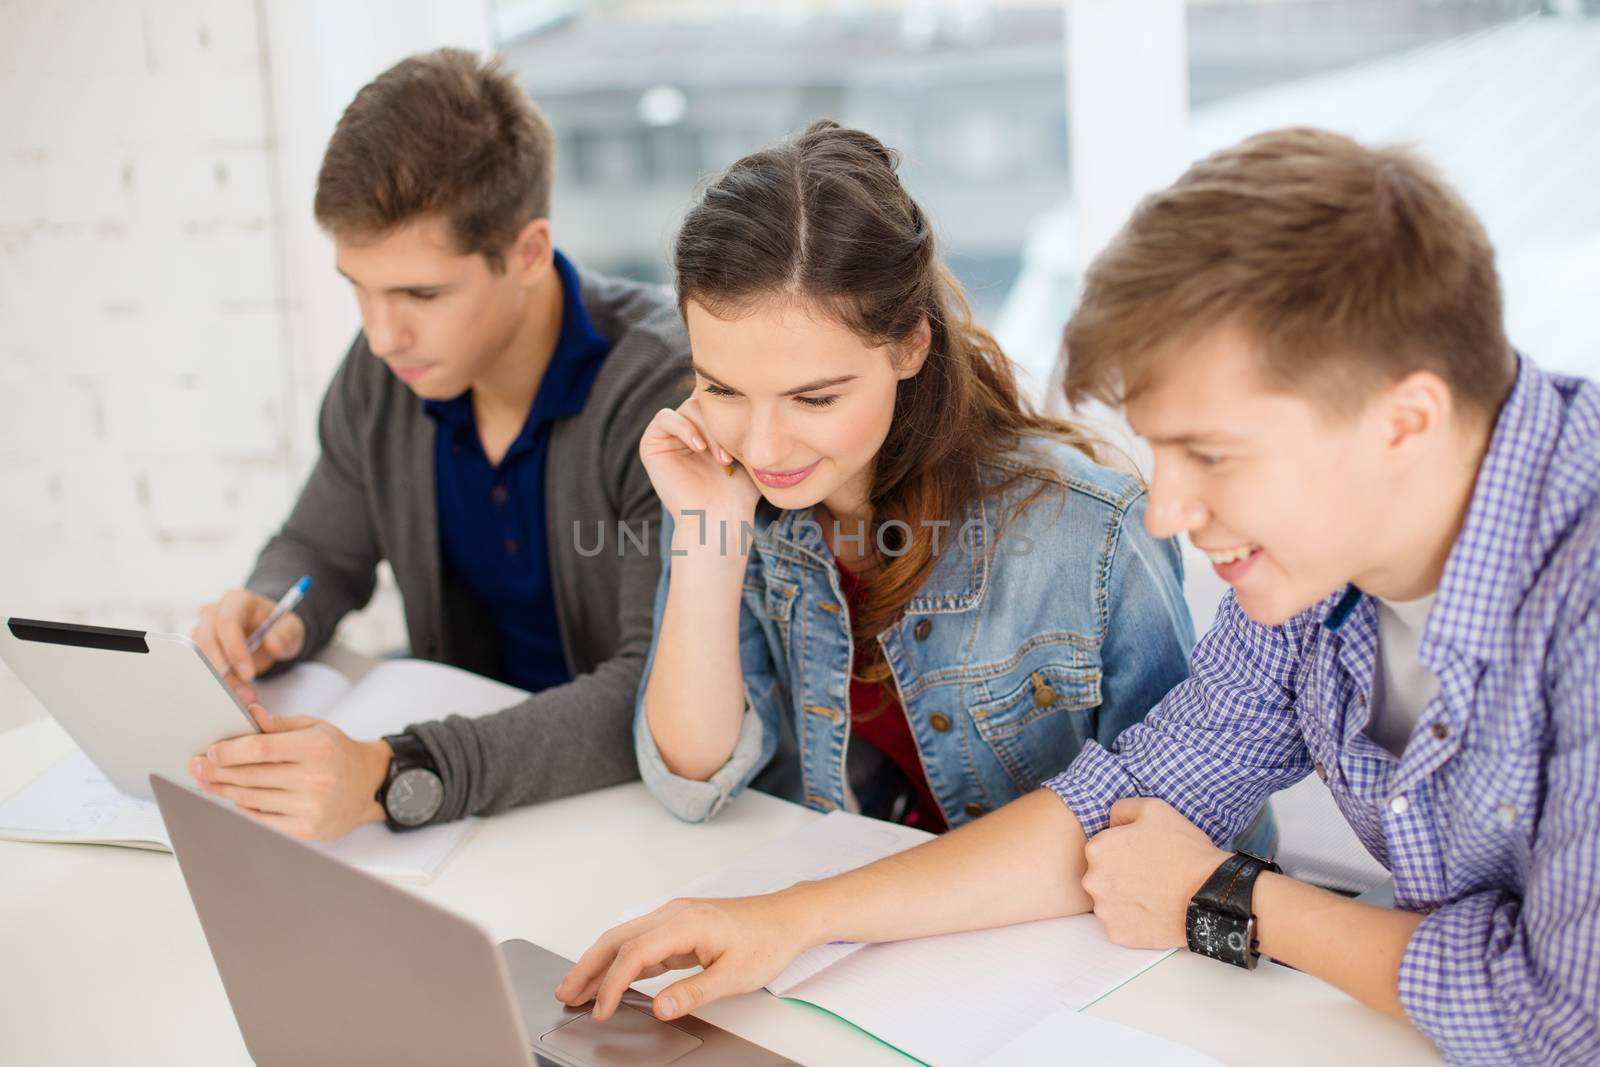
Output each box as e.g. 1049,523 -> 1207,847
0,618 -> 259,800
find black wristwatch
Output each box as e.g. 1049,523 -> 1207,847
1185,850 -> 1281,969
377,732 -> 444,832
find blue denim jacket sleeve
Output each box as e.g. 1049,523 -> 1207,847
1093,496 -> 1196,751
633,508 -> 785,822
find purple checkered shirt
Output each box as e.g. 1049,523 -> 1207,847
1046,355 -> 1600,1065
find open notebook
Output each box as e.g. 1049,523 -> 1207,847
628,812 -> 1219,1067
0,658 -> 528,883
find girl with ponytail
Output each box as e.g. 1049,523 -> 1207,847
633,121 -> 1195,833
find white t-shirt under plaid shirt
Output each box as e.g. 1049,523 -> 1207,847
1370,593 -> 1440,757
1046,355 -> 1600,1066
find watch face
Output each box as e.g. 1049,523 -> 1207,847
386,767 -> 444,827
1186,905 -> 1256,968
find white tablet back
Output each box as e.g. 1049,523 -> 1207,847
0,618 -> 257,799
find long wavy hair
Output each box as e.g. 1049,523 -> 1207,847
674,121 -> 1095,687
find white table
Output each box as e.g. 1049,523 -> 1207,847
0,713 -> 1443,1066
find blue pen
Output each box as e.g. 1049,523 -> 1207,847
224,576 -> 312,679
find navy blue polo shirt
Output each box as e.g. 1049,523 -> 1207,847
422,250 -> 610,693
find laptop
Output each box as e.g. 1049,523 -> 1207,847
149,774 -> 799,1066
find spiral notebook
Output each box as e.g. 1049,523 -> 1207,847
0,659 -> 527,883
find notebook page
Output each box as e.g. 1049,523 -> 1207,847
0,748 -> 169,847
974,1005 -> 1222,1067
622,811 -> 933,989
310,659 -> 528,882
780,915 -> 1172,1067
252,661 -> 353,719
310,818 -> 482,884
324,659 -> 529,740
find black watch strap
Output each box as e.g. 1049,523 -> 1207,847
378,732 -> 436,795
1186,851 -> 1281,969
1193,851 -> 1279,917
377,732 -> 444,832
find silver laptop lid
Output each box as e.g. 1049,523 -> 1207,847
151,774 -> 535,1067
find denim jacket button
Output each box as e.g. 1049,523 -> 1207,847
929,713 -> 952,732
913,619 -> 932,641
1032,685 -> 1056,708
964,802 -> 987,818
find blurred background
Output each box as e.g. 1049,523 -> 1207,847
2,0 -> 1598,884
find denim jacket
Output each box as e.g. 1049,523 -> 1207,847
634,438 -> 1196,828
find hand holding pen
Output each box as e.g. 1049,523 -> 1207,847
191,577 -> 313,703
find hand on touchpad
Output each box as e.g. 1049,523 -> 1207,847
540,1005 -> 703,1067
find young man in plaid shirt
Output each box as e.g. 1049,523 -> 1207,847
557,128 -> 1599,1066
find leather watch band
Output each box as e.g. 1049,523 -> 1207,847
377,732 -> 437,796
1186,851 -> 1282,969
1193,852 -> 1276,917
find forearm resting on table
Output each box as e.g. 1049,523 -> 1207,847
769,788 -> 1425,1025
643,536 -> 750,781
1254,872 -> 1425,1021
784,790 -> 1093,948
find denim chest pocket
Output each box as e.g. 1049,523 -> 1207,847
969,664 -> 1101,792
754,577 -> 800,645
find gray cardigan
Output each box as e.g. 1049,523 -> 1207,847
246,267 -> 692,823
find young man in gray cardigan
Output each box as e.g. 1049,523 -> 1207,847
186,49 -> 691,840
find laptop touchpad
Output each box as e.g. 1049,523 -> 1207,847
540,1007 -> 703,1067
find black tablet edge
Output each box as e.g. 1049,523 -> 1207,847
7,618 -> 150,654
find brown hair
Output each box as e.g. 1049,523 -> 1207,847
314,48 -> 555,271
675,120 -> 1094,691
1063,127 -> 1515,418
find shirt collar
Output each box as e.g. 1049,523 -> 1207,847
422,249 -> 611,431
1322,585 -> 1364,633
422,390 -> 473,431
533,249 -> 612,423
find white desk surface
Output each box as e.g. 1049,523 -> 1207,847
0,713 -> 1444,1067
